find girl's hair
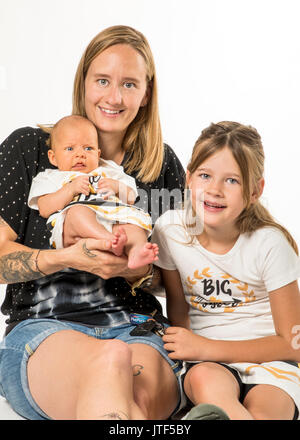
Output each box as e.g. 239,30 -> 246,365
187,121 -> 298,254
72,25 -> 164,183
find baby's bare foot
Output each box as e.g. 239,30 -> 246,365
111,227 -> 128,256
128,242 -> 159,269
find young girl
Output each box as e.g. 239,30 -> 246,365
152,121 -> 300,420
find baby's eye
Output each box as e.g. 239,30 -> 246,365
66,147 -> 73,151
85,146 -> 93,151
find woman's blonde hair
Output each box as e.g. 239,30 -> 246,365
187,121 -> 298,254
72,25 -> 164,183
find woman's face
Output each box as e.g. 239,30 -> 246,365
84,44 -> 149,141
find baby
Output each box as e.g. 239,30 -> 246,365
28,115 -> 159,269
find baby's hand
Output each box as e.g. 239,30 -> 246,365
69,175 -> 91,196
97,179 -> 135,204
97,178 -> 119,199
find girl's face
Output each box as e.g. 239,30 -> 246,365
84,44 -> 149,142
186,147 -> 246,233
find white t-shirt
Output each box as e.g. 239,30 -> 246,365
152,209 -> 300,342
28,159 -> 138,210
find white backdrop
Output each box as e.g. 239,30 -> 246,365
0,0 -> 299,420
1,0 -> 300,244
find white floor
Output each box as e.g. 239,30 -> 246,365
0,284 -> 166,420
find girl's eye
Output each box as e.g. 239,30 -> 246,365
85,146 -> 93,151
199,173 -> 210,179
98,79 -> 108,86
227,178 -> 239,184
66,147 -> 73,151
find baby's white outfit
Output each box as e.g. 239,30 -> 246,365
28,159 -> 152,249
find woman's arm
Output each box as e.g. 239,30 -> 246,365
0,215 -> 143,284
163,280 -> 300,363
161,268 -> 190,328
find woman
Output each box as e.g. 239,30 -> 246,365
0,25 -> 185,420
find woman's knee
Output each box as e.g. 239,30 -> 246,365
85,339 -> 132,371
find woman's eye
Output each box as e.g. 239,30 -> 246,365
98,79 -> 108,86
124,82 -> 135,89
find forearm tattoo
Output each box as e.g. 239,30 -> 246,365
0,251 -> 43,283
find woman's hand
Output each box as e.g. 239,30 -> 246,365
52,237 -> 150,281
163,326 -> 211,361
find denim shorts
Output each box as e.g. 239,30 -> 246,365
0,318 -> 184,420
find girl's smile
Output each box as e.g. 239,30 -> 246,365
186,147 -> 245,234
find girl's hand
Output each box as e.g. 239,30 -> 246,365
163,326 -> 210,361
69,175 -> 91,196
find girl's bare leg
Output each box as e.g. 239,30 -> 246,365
27,331 -> 179,420
243,384 -> 296,420
184,362 -> 254,420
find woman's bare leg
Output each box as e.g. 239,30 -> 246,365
28,331 -> 145,419
27,331 -> 179,420
130,343 -> 179,419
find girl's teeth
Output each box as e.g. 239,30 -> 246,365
205,202 -> 224,208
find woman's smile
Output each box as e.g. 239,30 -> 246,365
84,44 -> 149,141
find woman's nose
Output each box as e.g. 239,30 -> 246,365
105,84 -> 122,106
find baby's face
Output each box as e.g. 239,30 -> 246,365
48,122 -> 100,173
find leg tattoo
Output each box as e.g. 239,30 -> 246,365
133,364 -> 144,376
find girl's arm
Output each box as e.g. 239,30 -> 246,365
163,280 -> 300,363
160,268 -> 190,328
38,175 -> 90,218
